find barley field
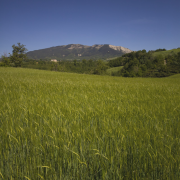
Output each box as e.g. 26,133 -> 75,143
0,67 -> 180,179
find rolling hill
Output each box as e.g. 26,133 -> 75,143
152,48 -> 180,58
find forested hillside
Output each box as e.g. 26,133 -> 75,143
108,48 -> 180,77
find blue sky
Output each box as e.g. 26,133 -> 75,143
0,0 -> 180,56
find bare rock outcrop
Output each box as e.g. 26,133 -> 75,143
109,45 -> 132,53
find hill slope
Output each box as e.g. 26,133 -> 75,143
26,44 -> 132,60
152,48 -> 180,58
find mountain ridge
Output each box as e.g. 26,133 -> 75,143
26,44 -> 133,60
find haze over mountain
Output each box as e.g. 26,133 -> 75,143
26,44 -> 132,60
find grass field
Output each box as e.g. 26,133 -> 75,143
0,67 -> 180,179
152,48 -> 180,58
106,66 -> 123,75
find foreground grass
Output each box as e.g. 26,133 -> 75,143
0,68 -> 180,179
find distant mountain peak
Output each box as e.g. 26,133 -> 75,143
67,44 -> 90,49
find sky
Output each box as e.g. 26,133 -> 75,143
0,0 -> 180,56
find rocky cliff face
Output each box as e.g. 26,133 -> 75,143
109,45 -> 132,53
27,44 -> 133,60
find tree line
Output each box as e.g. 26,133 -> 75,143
22,59 -> 109,75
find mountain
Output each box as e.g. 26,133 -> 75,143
26,44 -> 133,60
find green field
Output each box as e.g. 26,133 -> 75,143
152,48 -> 180,58
0,68 -> 180,179
106,66 -> 123,75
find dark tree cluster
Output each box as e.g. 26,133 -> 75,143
155,48 -> 167,52
108,57 -> 125,67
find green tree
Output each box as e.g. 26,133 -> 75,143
10,43 -> 27,67
51,62 -> 59,71
0,52 -> 10,66
93,60 -> 108,75
82,59 -> 87,66
73,59 -> 77,66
